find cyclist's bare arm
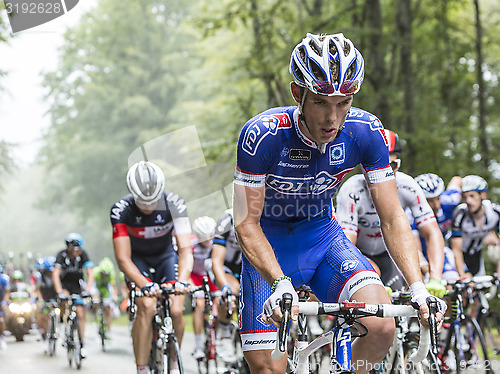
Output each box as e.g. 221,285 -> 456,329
112,236 -> 149,289
344,231 -> 358,245
174,232 -> 193,285
52,267 -> 65,295
233,184 -> 284,286
447,176 -> 462,190
368,179 -> 422,286
234,183 -> 298,323
450,236 -> 467,278
417,221 -> 444,281
85,267 -> 94,294
211,243 -> 230,289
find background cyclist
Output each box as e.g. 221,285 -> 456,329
92,257 -> 118,336
0,264 -> 8,350
52,232 -> 94,358
110,161 -> 193,374
33,256 -> 58,344
413,173 -> 462,284
233,32 -> 445,374
189,215 -> 218,360
336,130 -> 446,294
450,175 -> 500,278
207,208 -> 242,364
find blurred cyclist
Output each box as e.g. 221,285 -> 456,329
34,256 -> 58,342
52,232 -> 94,358
189,216 -> 218,360
0,264 -> 9,350
92,257 -> 118,334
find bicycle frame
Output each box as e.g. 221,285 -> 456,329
273,295 -> 431,374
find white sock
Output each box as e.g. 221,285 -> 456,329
219,322 -> 231,339
195,334 -> 203,349
137,365 -> 150,374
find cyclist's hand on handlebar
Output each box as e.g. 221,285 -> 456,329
174,281 -> 191,294
221,284 -> 232,301
425,279 -> 447,298
262,277 -> 299,327
410,281 -> 446,328
141,282 -> 161,297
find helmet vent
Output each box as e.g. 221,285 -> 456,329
309,40 -> 322,56
330,59 -> 340,82
343,41 -> 351,57
135,167 -> 157,196
310,60 -> 327,82
345,62 -> 355,81
328,40 -> 338,57
291,59 -> 305,84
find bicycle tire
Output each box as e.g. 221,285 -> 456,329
456,315 -> 491,374
150,336 -> 165,374
48,314 -> 57,356
67,318 -> 75,367
402,332 -> 441,374
166,336 -> 183,374
73,317 -> 83,369
479,309 -> 500,356
98,308 -> 107,352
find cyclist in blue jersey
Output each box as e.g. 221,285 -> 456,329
0,264 -> 9,350
233,32 -> 446,374
413,174 -> 462,285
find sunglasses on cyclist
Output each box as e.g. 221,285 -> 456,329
66,240 -> 82,247
390,159 -> 401,170
311,79 -> 359,95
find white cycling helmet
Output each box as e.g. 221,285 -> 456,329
126,161 -> 165,206
462,175 -> 488,193
415,173 -> 445,199
192,216 -> 217,242
289,32 -> 364,96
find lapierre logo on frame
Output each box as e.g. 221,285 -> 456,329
4,0 -> 79,33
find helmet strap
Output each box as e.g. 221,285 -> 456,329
298,89 -> 328,154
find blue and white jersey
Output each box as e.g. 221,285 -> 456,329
235,106 -> 394,222
409,187 -> 462,249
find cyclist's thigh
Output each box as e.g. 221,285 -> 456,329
309,232 -> 383,302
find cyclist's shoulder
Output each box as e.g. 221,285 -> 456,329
238,106 -> 296,155
344,107 -> 384,135
451,203 -> 468,223
164,190 -> 188,216
396,172 -> 421,193
110,194 -> 134,220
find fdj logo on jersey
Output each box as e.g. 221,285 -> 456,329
242,114 -> 291,156
340,260 -> 359,273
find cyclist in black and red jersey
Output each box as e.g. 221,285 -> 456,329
110,161 -> 193,374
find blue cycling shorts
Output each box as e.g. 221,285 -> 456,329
239,209 -> 383,352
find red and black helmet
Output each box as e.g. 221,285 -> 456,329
385,130 -> 403,155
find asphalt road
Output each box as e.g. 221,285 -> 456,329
0,321 -> 202,374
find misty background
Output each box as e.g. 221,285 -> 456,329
1,0 -> 500,267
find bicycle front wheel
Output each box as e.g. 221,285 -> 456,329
47,314 -> 57,356
402,332 -> 441,374
166,336 -> 183,374
480,309 -> 500,357
455,315 -> 490,374
74,317 -> 83,369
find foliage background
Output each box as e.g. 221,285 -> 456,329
1,0 -> 500,265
